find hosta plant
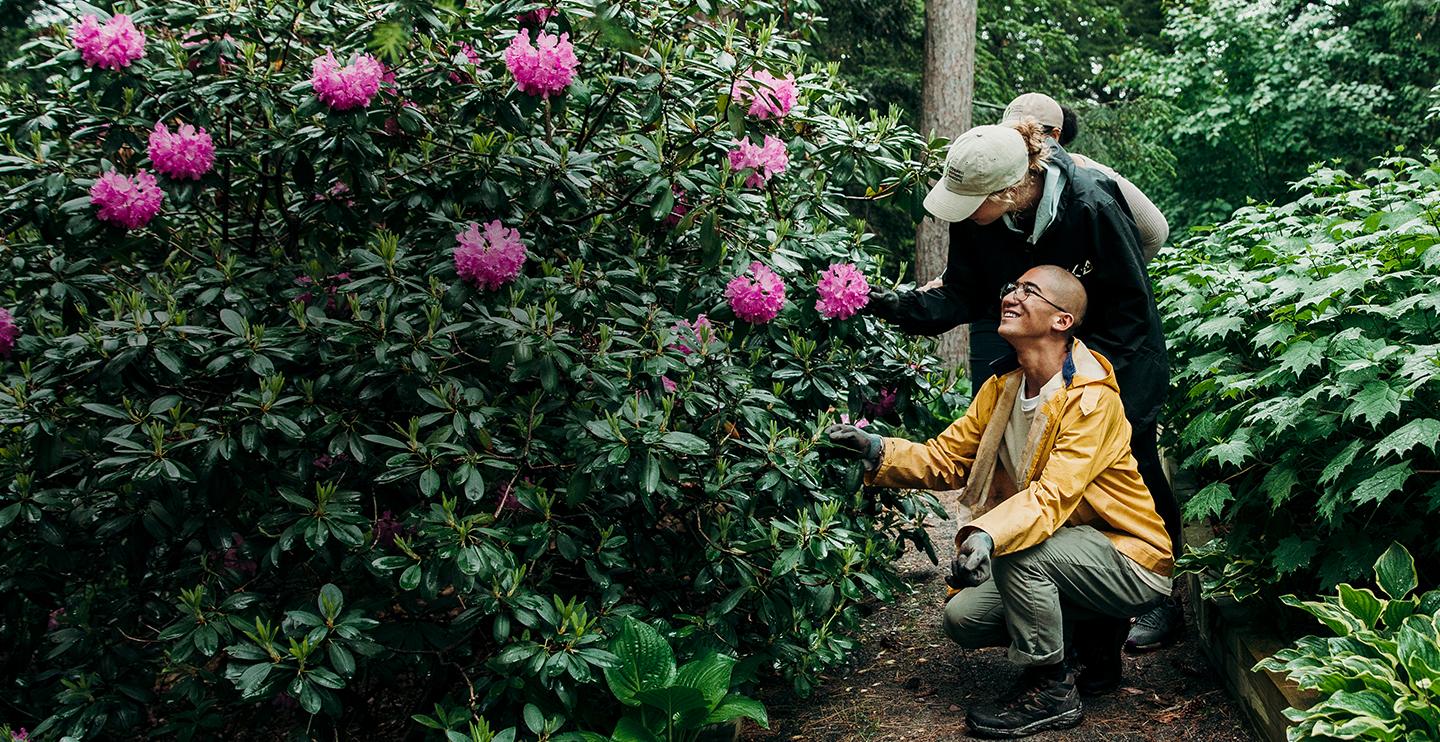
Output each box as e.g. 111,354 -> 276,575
1257,543 -> 1440,741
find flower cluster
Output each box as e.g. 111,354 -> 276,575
90,170 -> 165,229
295,272 -> 352,310
504,30 -> 578,98
727,136 -> 789,188
311,52 -> 385,111
221,534 -> 257,576
448,42 -> 482,83
0,307 -> 17,357
726,262 -> 787,324
815,262 -> 871,319
665,185 -> 690,226
70,14 -> 145,71
519,7 -> 558,25
671,314 -> 714,355
455,220 -> 527,290
374,511 -> 404,547
148,122 -> 215,181
866,387 -> 898,419
731,69 -> 798,120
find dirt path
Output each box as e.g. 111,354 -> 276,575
745,507 -> 1256,741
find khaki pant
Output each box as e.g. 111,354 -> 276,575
943,525 -> 1168,666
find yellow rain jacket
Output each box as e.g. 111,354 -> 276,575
865,340 -> 1172,576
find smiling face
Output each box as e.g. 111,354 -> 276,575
996,267 -> 1080,342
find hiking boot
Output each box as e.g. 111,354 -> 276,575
1125,599 -> 1184,653
1074,617 -> 1127,696
966,664 -> 1083,739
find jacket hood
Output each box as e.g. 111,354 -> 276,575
1067,339 -> 1119,393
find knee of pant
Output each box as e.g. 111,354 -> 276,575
943,594 -> 995,648
992,548 -> 1044,581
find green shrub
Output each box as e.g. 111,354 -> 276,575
1154,152 -> 1440,601
1257,543 -> 1440,741
0,0 -> 954,737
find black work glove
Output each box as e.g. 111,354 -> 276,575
822,424 -> 882,469
946,529 -> 995,590
863,290 -> 901,323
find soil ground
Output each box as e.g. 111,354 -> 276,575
743,506 -> 1257,742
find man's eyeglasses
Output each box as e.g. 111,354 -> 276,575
1000,281 -> 1069,315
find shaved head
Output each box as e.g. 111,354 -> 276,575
1026,265 -> 1087,328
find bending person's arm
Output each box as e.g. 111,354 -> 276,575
1072,154 -> 1169,263
878,222 -> 985,336
1109,174 -> 1168,263
1080,201 -> 1155,380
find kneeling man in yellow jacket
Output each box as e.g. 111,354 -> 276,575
824,265 -> 1173,739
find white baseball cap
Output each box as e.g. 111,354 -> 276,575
1001,92 -> 1063,130
923,125 -> 1030,223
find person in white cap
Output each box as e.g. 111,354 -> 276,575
864,118 -> 1177,690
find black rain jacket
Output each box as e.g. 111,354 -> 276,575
890,145 -> 1170,423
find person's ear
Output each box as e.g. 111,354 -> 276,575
1053,312 -> 1074,334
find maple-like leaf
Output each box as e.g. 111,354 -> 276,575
1351,462 -> 1412,507
1344,381 -> 1401,428
1373,418 -> 1440,459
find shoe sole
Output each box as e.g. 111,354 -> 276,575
1124,634 -> 1180,654
968,708 -> 1084,739
1078,679 -> 1121,697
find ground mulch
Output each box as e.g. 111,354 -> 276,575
743,505 -> 1257,742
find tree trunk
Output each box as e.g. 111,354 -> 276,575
918,0 -> 978,375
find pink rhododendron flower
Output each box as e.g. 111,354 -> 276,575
449,42 -> 482,83
661,377 -> 678,393
0,308 -> 16,358
455,220 -> 527,290
840,413 -> 870,429
148,122 -> 215,180
311,51 -> 385,110
815,262 -> 871,320
671,314 -> 714,355
665,184 -> 690,226
374,511 -> 403,547
504,30 -> 578,99
47,608 -> 65,631
497,482 -> 522,512
70,14 -> 145,71
519,7 -> 558,25
727,136 -> 789,188
731,69 -> 798,120
221,533 -> 257,576
726,262 -> 786,324
866,387 -> 898,419
90,170 -> 164,229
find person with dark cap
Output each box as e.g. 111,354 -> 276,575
865,115 -> 1184,666
1005,93 -> 1169,261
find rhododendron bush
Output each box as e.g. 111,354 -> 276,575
0,0 -> 950,738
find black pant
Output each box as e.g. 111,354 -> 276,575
1128,415 -> 1182,557
968,321 -> 1013,397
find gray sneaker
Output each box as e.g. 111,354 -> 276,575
1125,599 -> 1183,653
